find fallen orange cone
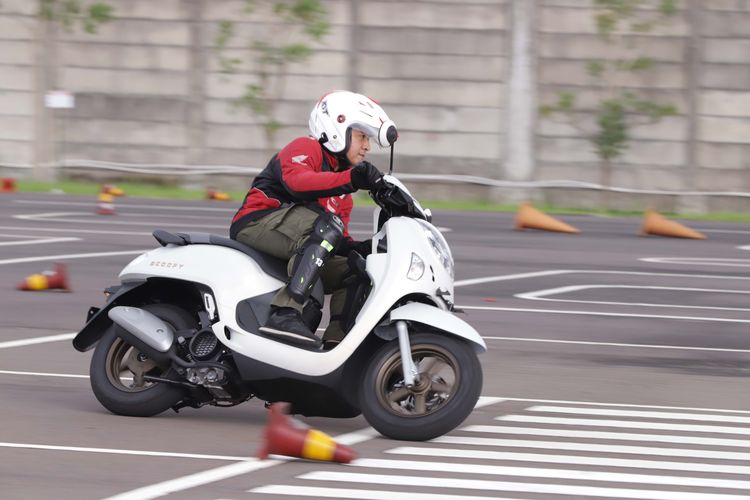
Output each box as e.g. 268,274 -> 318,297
514,202 -> 579,234
96,193 -> 115,215
207,188 -> 231,201
257,402 -> 356,463
17,263 -> 71,292
641,210 -> 705,239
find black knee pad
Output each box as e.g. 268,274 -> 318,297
287,213 -> 344,303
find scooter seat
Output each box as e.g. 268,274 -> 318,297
152,230 -> 288,282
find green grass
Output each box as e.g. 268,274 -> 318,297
15,179 -> 750,222
17,179 -> 248,201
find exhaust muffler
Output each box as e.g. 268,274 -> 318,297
108,306 -> 176,365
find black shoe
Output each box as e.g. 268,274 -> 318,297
259,308 -> 321,347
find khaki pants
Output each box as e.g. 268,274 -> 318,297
235,205 -> 351,342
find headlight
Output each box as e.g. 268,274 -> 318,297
407,252 -> 424,281
417,219 -> 454,279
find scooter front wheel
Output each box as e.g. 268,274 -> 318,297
360,332 -> 482,441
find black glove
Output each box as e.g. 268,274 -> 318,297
350,161 -> 384,191
350,239 -> 373,257
336,238 -> 373,257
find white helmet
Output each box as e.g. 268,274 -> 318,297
309,90 -> 398,154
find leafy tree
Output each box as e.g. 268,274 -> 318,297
540,0 -> 678,204
214,0 -> 329,151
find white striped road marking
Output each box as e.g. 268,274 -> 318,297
464,426 -> 750,448
0,333 -> 76,349
481,336 -> 750,352
348,458 -> 750,490
496,397 -> 750,414
0,249 -> 147,265
516,284 -> 750,312
497,415 -> 750,435
299,471 -> 745,500
0,235 -> 80,246
430,436 -> 750,461
460,304 -> 750,323
250,485 -> 521,500
103,459 -> 281,500
528,405 -> 750,424
385,447 -> 750,475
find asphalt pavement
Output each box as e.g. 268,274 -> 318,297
1,191 -> 748,499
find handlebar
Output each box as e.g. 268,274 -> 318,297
370,178 -> 430,222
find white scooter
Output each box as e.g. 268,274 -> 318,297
73,177 -> 486,441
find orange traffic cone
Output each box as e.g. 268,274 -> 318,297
207,188 -> 231,201
257,402 -> 356,463
641,210 -> 705,239
16,263 -> 71,292
96,193 -> 115,215
1,178 -> 16,192
102,184 -> 125,197
514,202 -> 579,234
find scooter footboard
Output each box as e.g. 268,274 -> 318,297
388,302 -> 487,352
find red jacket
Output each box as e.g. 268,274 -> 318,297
230,137 -> 358,240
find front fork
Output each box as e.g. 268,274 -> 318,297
396,320 -> 419,387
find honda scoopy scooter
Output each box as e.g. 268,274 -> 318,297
73,173 -> 486,441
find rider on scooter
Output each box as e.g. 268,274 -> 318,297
230,90 -> 397,349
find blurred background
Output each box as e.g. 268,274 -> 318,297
0,0 -> 748,212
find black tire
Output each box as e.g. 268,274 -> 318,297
90,304 -> 196,417
360,332 -> 483,441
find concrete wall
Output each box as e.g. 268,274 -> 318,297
0,0 -> 748,210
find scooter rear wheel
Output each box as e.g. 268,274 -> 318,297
90,304 -> 195,417
360,332 -> 482,441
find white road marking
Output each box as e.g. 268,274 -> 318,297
348,458 -> 750,490
481,336 -> 750,353
299,471 -> 745,500
464,426 -> 750,448
455,270 -> 568,287
0,333 -> 76,349
640,257 -> 750,268
460,304 -> 750,323
103,459 -> 282,500
0,225 -> 153,236
385,447 -> 750,475
455,269 -> 750,287
0,370 -> 87,379
0,249 -> 147,265
0,235 -> 80,246
528,405 -> 750,424
429,436 -> 750,461
497,415 -> 750,435
516,284 -> 750,311
0,442 -> 250,461
14,212 -> 226,228
14,200 -> 236,212
249,485 -> 514,500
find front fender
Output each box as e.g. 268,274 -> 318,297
72,281 -> 146,352
389,302 -> 487,352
